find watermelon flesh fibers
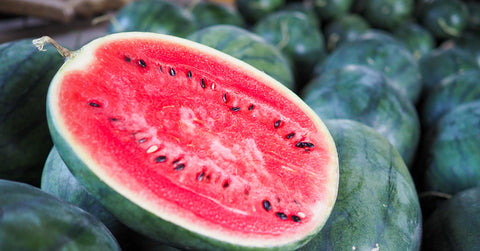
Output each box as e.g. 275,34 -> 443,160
40,32 -> 339,249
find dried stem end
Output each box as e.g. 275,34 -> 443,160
32,36 -> 72,58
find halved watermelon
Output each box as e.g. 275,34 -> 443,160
33,32 -> 339,250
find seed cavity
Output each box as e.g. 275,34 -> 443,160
88,101 -> 101,107
248,104 -> 255,111
138,59 -> 146,68
147,145 -> 158,153
222,93 -> 227,103
274,120 -> 282,128
187,70 -> 192,78
296,142 -> 315,148
262,200 -> 271,212
291,215 -> 301,222
231,106 -> 240,112
109,117 -> 119,121
200,78 -> 206,88
155,155 -> 167,163
169,67 -> 176,76
174,163 -> 185,171
297,212 -> 306,218
124,56 -> 131,62
276,212 -> 288,220
286,132 -> 295,139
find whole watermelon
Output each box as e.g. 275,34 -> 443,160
0,179 -> 120,250
0,38 -> 64,186
299,119 -> 422,250
302,65 -> 420,166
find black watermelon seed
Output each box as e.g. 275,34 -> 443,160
88,102 -> 100,107
159,65 -> 163,72
172,159 -> 181,165
286,132 -> 295,139
291,215 -> 301,222
155,156 -> 167,163
296,142 -> 315,148
174,164 -> 185,171
222,93 -> 227,103
274,120 -> 282,128
197,171 -> 205,181
262,200 -> 271,212
169,67 -> 176,76
109,118 -> 119,121
124,56 -> 131,62
200,78 -> 206,88
187,70 -> 192,78
222,180 -> 230,188
138,59 -> 146,68
248,104 -> 255,111
138,138 -> 147,143
276,212 -> 288,220
231,107 -> 240,112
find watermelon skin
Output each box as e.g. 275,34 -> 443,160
107,0 -> 196,37
393,22 -> 435,61
0,179 -> 120,250
190,1 -> 246,29
422,101 -> 480,195
422,187 -> 480,251
419,47 -> 479,92
363,0 -> 414,30
417,0 -> 469,39
323,14 -> 370,52
252,10 -> 325,87
235,0 -> 285,24
299,119 -> 422,251
187,25 -> 295,90
0,39 -> 64,186
312,0 -> 353,20
420,69 -> 480,128
302,65 -> 420,166
316,33 -> 422,103
44,32 -> 339,251
442,32 -> 480,66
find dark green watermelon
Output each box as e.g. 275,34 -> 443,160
282,2 -> 321,28
0,179 -> 120,250
420,69 -> 480,128
363,0 -> 414,30
422,101 -> 480,194
417,0 -> 469,39
0,38 -> 64,186
466,1 -> 480,31
235,0 -> 285,24
323,14 -> 370,52
393,22 -> 435,60
252,10 -> 325,87
422,186 -> 480,250
107,0 -> 196,37
419,47 -> 479,92
316,34 -> 422,103
441,32 -> 480,66
189,1 -> 245,29
299,119 -> 422,250
301,65 -> 420,166
312,0 -> 353,20
187,24 -> 295,90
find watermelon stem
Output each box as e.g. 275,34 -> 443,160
32,36 -> 72,59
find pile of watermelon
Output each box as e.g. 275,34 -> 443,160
1,0 -> 479,250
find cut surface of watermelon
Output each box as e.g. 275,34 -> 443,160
43,32 -> 338,249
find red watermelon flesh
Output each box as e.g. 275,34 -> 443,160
43,32 -> 338,249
